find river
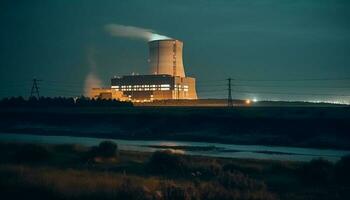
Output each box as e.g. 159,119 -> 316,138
0,133 -> 349,162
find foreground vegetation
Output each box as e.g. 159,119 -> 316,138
0,141 -> 349,200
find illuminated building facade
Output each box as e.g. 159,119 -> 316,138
111,74 -> 197,101
90,88 -> 127,100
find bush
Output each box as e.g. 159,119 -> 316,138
193,160 -> 223,177
86,141 -> 118,160
335,155 -> 350,185
97,141 -> 118,158
299,158 -> 334,184
148,150 -> 187,175
13,144 -> 51,162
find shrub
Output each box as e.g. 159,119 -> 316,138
148,150 -> 187,175
193,160 -> 223,177
86,141 -> 118,160
335,155 -> 350,185
13,144 -> 51,162
299,158 -> 334,184
97,141 -> 118,158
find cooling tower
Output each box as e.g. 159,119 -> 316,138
148,39 -> 186,77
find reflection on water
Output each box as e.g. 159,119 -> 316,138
0,133 -> 349,162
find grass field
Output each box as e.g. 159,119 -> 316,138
0,141 -> 349,200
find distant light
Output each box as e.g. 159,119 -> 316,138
245,99 -> 251,104
253,98 -> 258,103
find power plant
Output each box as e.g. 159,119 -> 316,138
91,39 -> 197,102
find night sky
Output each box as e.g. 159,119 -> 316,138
1,0 -> 349,103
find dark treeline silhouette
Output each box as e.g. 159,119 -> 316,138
0,96 -> 133,108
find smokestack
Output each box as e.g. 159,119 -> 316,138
148,39 -> 186,77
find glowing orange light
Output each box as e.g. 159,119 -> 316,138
246,99 -> 251,104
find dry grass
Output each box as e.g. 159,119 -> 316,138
0,165 -> 160,199
0,164 -> 277,200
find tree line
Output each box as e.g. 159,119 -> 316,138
0,96 -> 133,108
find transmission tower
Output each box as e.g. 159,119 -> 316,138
227,78 -> 233,108
30,78 -> 41,98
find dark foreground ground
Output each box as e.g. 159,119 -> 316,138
0,106 -> 349,149
0,141 -> 349,200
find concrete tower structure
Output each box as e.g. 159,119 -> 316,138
108,39 -> 197,102
149,40 -> 186,77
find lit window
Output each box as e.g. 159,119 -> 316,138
161,84 -> 170,88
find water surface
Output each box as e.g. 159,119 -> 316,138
0,133 -> 349,162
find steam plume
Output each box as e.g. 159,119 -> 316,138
105,23 -> 171,41
84,48 -> 102,97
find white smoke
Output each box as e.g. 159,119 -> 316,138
84,48 -> 102,97
104,23 -> 171,41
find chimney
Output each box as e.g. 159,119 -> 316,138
148,39 -> 186,77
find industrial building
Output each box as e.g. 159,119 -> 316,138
90,88 -> 127,100
92,39 -> 197,102
111,74 -> 196,101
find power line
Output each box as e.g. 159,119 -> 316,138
232,90 -> 350,97
197,77 -> 350,83
196,88 -> 350,97
196,84 -> 226,87
1,76 -> 349,100
234,77 -> 350,82
233,85 -> 350,89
